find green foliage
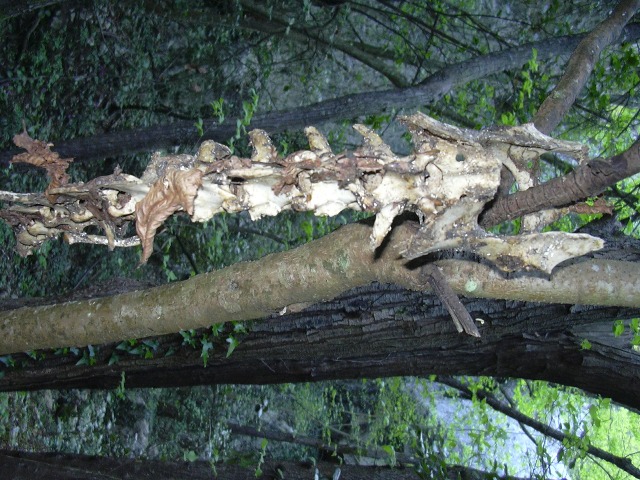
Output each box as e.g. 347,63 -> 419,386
254,438 -> 268,477
608,317 -> 640,349
580,339 -> 592,350
1,2 -> 639,478
612,319 -> 625,337
211,98 -> 226,123
194,118 -> 204,137
183,449 -> 198,462
115,372 -> 126,400
178,322 -> 248,366
115,339 -> 159,359
76,345 -> 97,366
510,379 -> 640,477
363,113 -> 391,131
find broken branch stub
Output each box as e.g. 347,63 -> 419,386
1,113 -> 602,273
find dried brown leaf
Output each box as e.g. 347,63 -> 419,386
12,130 -> 73,200
135,168 -> 204,264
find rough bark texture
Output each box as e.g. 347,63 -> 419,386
2,24 -> 640,165
2,281 -> 639,411
480,138 -> 640,227
0,450 -> 438,480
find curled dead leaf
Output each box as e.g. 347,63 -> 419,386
135,168 -> 204,264
12,129 -> 73,201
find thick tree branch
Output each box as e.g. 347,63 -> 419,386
0,116 -> 635,357
533,0 -> 640,134
227,422 -> 533,479
0,219 -> 638,356
3,24 -> 640,165
480,137 -> 640,227
3,281 -> 639,410
0,450 -> 426,480
438,377 -> 640,478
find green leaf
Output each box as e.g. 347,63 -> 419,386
613,320 -> 625,337
183,450 -> 198,462
194,118 -> 204,136
226,335 -> 239,357
233,322 -> 248,334
580,339 -> 592,350
588,404 -> 601,428
201,338 -> 213,367
211,324 -> 224,337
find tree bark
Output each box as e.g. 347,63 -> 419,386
0,450 -> 419,480
2,24 -> 640,165
1,220 -> 638,355
0,449 -> 531,480
480,138 -> 640,227
2,279 -> 639,411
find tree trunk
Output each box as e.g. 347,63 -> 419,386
0,449 -> 543,479
2,281 -> 638,411
0,450 -> 426,480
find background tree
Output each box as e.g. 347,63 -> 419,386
1,1 -> 640,478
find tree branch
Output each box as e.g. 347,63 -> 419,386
437,377 -> 640,478
0,219 -> 637,355
533,0 -> 640,134
3,24 -> 640,165
0,450 -> 425,480
227,421 -> 533,479
228,421 -> 416,465
480,137 -> 640,227
239,0 -> 411,87
421,264 -> 480,337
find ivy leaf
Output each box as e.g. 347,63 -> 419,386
588,404 -> 601,428
201,338 -> 213,367
226,335 -> 239,358
580,339 -> 592,350
612,320 -> 625,337
381,445 -> 396,466
183,450 -> 197,462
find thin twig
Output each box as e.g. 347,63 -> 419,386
438,376 -> 640,478
421,264 -> 481,337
